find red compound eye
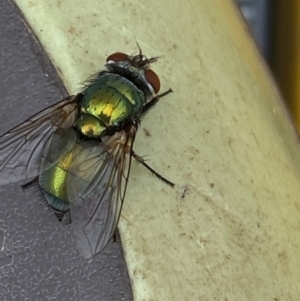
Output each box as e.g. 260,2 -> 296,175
106,52 -> 128,62
145,69 -> 160,93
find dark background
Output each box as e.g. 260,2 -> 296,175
0,1 -> 133,300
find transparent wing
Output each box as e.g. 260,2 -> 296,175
0,94 -> 81,185
67,125 -> 136,259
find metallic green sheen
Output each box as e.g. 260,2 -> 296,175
76,73 -> 146,138
40,72 -> 148,211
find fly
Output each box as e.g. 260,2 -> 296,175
0,45 -> 173,258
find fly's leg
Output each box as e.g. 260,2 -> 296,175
141,89 -> 173,116
21,176 -> 39,188
131,151 -> 174,187
112,228 -> 119,244
139,88 -> 174,186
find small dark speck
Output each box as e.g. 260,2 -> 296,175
257,223 -> 260,227
143,128 -> 151,137
180,185 -> 189,199
206,130 -> 210,133
210,183 -> 214,188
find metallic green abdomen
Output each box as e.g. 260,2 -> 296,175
76,73 -> 146,138
39,148 -> 73,211
39,129 -> 89,212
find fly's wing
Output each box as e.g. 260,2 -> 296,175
0,94 -> 81,185
67,126 -> 136,259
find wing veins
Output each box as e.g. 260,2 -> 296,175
0,95 -> 79,185
69,127 -> 136,258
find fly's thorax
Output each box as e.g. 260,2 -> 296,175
106,62 -> 155,100
76,73 -> 146,139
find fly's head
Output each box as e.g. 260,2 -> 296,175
105,45 -> 161,97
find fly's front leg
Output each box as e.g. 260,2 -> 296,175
141,89 -> 173,116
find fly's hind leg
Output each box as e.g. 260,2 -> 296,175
21,176 -> 39,189
111,228 -> 121,244
131,151 -> 174,187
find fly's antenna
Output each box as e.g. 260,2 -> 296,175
133,41 -> 160,67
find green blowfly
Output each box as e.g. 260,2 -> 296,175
0,46 -> 173,258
